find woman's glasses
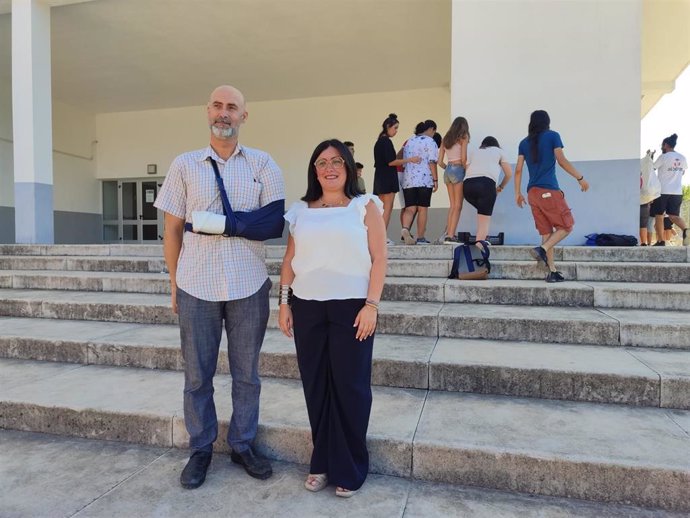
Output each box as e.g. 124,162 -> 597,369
314,157 -> 346,171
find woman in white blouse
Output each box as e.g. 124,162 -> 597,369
278,139 -> 387,498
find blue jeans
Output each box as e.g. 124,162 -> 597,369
177,278 -> 271,453
444,164 -> 465,184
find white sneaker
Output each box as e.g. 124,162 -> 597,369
386,238 -> 394,246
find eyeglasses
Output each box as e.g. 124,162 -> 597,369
314,157 -> 346,171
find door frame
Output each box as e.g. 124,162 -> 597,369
102,178 -> 164,243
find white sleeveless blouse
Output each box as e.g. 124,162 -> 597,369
284,194 -> 383,301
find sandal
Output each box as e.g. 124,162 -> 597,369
304,473 -> 328,492
335,486 -> 358,498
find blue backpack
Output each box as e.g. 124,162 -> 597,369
449,241 -> 491,280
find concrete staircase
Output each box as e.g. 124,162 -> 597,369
0,244 -> 689,512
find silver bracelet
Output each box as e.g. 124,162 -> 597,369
279,284 -> 291,306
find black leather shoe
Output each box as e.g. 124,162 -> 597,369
230,447 -> 273,480
180,451 -> 212,489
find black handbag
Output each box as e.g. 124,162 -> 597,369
185,157 -> 285,241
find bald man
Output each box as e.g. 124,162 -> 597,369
155,85 -> 285,488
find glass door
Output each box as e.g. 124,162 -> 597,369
141,181 -> 161,241
102,180 -> 163,243
121,181 -> 139,242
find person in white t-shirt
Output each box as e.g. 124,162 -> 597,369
650,133 -> 688,246
278,139 -> 387,498
464,136 -> 513,251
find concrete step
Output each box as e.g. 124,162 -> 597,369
5,431 -> 680,518
1,289 -> 689,348
489,261 -> 690,283
430,338 -> 690,409
438,303 -> 690,349
1,359 -> 688,511
0,255 -> 167,273
3,243 -> 689,263
3,317 -> 688,408
270,259 -> 690,283
2,254 -> 690,283
0,318 -> 435,391
264,244 -> 690,262
0,270 -> 172,294
4,271 -> 690,310
0,270 -> 449,303
0,288 -> 443,337
0,244 -> 165,257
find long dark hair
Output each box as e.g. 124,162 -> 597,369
302,139 -> 363,202
442,117 -> 469,149
378,113 -> 399,138
480,136 -> 500,149
528,110 -> 550,163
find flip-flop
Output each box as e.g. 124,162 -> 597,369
304,473 -> 328,492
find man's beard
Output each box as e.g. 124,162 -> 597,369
210,124 -> 237,139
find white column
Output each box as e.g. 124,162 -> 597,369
451,0 -> 642,245
12,0 -> 54,243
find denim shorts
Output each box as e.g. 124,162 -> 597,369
444,164 -> 465,185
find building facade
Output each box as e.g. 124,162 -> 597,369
1,0 -> 688,244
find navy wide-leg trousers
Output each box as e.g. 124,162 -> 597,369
291,296 -> 374,491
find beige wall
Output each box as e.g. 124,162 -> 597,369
0,76 -> 99,213
52,101 -> 99,213
96,87 -> 451,206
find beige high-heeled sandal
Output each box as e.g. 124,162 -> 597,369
335,486 -> 358,498
304,473 -> 328,492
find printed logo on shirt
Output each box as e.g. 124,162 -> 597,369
671,158 -> 684,173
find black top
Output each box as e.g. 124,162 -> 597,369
373,136 -> 400,195
374,136 -> 397,174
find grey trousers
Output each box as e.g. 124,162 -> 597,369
177,279 -> 271,453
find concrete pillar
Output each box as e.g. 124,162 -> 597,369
12,0 -> 54,243
451,0 -> 641,245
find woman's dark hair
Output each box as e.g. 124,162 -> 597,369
378,113 -> 399,138
442,117 -> 470,149
414,120 -> 436,135
302,139 -> 363,202
528,110 -> 550,163
432,132 -> 442,148
480,136 -> 500,149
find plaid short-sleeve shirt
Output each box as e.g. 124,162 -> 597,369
154,144 -> 285,301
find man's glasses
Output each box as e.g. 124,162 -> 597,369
314,157 -> 346,171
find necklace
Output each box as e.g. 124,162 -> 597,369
319,197 -> 349,208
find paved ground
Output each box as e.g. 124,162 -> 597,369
0,430 -> 681,518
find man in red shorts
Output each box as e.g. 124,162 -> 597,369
514,110 -> 590,282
